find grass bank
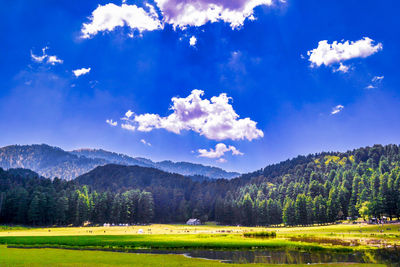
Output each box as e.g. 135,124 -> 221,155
0,245 -> 385,267
0,234 -> 358,252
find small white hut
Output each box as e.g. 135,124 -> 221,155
186,218 -> 201,225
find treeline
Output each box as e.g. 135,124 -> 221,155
1,144 -> 400,227
0,169 -> 154,226
214,144 -> 400,226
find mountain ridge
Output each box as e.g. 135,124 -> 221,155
70,148 -> 240,179
0,144 -> 240,180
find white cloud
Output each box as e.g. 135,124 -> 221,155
31,47 -> 63,65
140,139 -> 152,146
30,47 -> 48,63
372,76 -> 384,82
121,123 -> 136,131
331,105 -> 344,115
307,37 -> 382,69
366,75 -> 384,89
125,110 -> 134,118
119,89 -> 264,141
217,158 -> 227,163
81,3 -> 163,39
333,63 -> 349,73
106,119 -> 118,126
73,67 -> 91,77
189,35 -> 197,46
47,56 -> 63,65
198,143 -> 243,158
154,0 -> 275,29
81,1 -> 281,38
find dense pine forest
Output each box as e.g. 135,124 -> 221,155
1,144 -> 400,227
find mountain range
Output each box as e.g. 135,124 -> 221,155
0,144 -> 240,180
1,143 -> 400,226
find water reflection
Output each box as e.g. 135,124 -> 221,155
130,248 -> 400,265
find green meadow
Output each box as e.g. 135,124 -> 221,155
0,245 -> 385,267
0,234 -> 353,252
0,223 -> 399,266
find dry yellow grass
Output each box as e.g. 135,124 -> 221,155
0,224 -> 270,237
2,223 -> 400,239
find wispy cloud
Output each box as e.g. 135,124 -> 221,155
106,119 -> 118,126
372,76 -> 384,82
366,75 -> 384,89
31,47 -> 63,65
121,123 -> 135,131
333,63 -> 350,73
140,139 -> 152,146
331,105 -> 344,115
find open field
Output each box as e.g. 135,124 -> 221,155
0,245 -> 385,267
1,224 -> 400,266
2,223 -> 400,242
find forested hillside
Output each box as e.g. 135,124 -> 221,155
0,145 -> 106,180
0,168 -> 154,225
220,144 -> 400,226
1,144 -> 400,227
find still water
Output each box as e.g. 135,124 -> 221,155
130,248 -> 400,265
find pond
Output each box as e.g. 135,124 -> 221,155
128,248 -> 400,265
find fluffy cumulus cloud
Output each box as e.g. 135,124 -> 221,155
81,0 -> 281,38
331,105 -> 344,115
73,67 -> 91,77
106,119 -> 118,126
31,47 -> 63,65
189,35 -> 197,46
198,143 -> 243,158
154,0 -> 275,29
81,3 -> 163,38
117,89 -> 264,141
307,37 -> 382,71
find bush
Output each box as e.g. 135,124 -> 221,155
243,231 -> 276,238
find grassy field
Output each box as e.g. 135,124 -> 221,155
0,233 -> 354,252
0,245 -> 385,267
0,223 -> 399,266
1,223 -> 400,242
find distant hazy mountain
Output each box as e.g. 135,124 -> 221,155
70,148 -> 153,168
71,148 -> 240,179
0,144 -> 106,180
0,144 -> 240,180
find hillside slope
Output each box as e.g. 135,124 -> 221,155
0,144 -> 239,180
71,148 -> 240,179
1,144 -> 400,226
0,144 -> 106,180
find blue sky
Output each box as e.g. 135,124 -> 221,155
1,0 -> 399,172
